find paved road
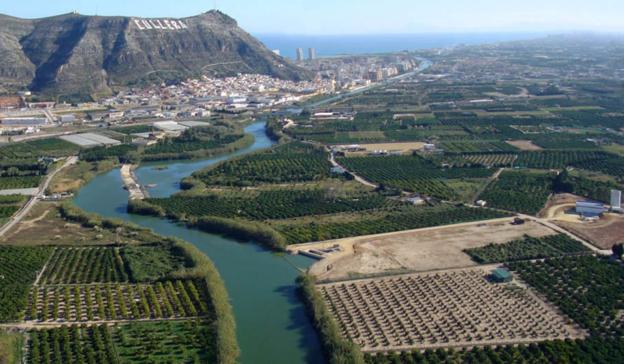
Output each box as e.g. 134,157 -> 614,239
0,156 -> 78,238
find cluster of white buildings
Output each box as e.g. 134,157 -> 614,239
101,73 -> 334,117
310,55 -> 419,90
186,74 -> 329,96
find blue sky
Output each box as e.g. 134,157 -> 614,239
1,0 -> 624,34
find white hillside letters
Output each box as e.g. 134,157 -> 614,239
133,18 -> 188,31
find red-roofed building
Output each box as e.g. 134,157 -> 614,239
0,96 -> 23,110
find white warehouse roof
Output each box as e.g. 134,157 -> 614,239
60,133 -> 121,147
179,121 -> 211,128
153,121 -> 188,132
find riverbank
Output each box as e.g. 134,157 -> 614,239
121,164 -> 147,200
60,203 -> 240,363
74,122 -> 325,364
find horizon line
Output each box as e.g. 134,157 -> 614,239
253,30 -> 624,36
2,11 -> 624,35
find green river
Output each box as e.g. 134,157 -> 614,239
74,122 -> 324,364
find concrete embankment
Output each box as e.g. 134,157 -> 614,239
120,164 -> 147,200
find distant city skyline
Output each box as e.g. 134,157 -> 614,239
1,0 -> 624,35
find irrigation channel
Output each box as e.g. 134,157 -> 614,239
74,122 -> 325,364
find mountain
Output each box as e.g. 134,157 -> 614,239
0,11 -> 311,100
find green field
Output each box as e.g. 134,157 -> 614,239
509,256 -> 624,336
112,124 -> 154,135
273,205 -> 509,244
0,175 -> 42,189
0,139 -> 79,159
79,145 -> 139,163
439,140 -> 519,152
195,142 -> 331,186
113,320 -> 216,363
39,247 -> 129,285
338,155 -> 493,200
121,245 -> 191,282
144,133 -> 247,157
0,194 -> 27,218
0,330 -> 22,364
0,246 -> 53,322
464,234 -> 590,263
477,170 -> 555,214
27,321 -> 218,364
146,189 -> 397,221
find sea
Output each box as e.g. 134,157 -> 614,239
256,33 -> 548,60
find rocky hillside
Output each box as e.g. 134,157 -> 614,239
0,11 -> 311,99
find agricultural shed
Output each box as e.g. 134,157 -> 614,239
576,201 -> 607,218
491,268 -> 513,283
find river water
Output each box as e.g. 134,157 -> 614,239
74,122 -> 325,364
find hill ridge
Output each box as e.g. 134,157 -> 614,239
0,11 -> 310,100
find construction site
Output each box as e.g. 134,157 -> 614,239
293,217 -> 558,282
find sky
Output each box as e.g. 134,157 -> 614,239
1,0 -> 624,35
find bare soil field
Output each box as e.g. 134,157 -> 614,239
539,193 -> 584,221
300,218 -> 556,281
556,214 -> 624,250
344,142 -> 425,155
0,202 -> 116,246
318,266 -> 585,352
506,140 -> 543,151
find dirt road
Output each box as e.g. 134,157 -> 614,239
329,152 -> 379,189
0,156 -> 77,238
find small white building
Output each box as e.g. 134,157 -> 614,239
108,111 -> 125,120
59,114 -> 77,123
406,196 -> 426,206
611,190 -> 622,211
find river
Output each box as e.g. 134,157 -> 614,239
74,122 -> 325,364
